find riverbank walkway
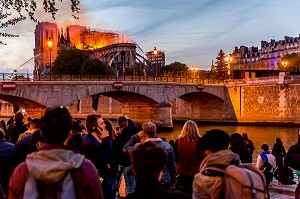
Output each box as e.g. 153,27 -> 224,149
268,174 -> 298,199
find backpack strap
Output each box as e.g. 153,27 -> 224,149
202,169 -> 224,177
244,167 -> 257,199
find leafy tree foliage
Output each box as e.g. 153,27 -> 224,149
281,53 -> 300,72
162,62 -> 188,73
214,49 -> 228,79
124,65 -> 144,76
52,49 -> 115,76
52,49 -> 89,75
81,59 -> 114,75
0,0 -> 80,44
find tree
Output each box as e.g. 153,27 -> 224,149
281,53 -> 300,72
81,59 -> 114,75
124,65 -> 144,76
162,61 -> 188,74
0,0 -> 80,45
215,49 -> 227,80
52,49 -> 89,75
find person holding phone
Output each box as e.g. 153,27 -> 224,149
80,114 -> 114,199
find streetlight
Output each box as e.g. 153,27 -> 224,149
225,56 -> 233,79
47,40 -> 53,74
190,66 -> 198,78
153,47 -> 158,76
281,61 -> 288,71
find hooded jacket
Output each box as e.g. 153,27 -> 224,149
192,150 -> 240,199
9,144 -> 103,199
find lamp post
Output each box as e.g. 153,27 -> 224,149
281,61 -> 288,71
190,65 -> 198,78
225,56 -> 233,79
47,40 -> 53,74
153,47 -> 158,77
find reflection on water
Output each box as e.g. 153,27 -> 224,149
158,123 -> 299,162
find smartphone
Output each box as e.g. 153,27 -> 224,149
94,126 -> 103,135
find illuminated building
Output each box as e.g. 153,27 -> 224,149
146,48 -> 165,75
33,22 -> 150,74
230,34 -> 300,72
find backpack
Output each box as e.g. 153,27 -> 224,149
219,163 -> 268,199
209,163 -> 268,199
259,161 -> 273,175
23,171 -> 76,199
280,165 -> 295,185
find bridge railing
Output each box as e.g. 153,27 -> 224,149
0,73 -> 225,84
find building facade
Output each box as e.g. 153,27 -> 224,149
146,47 -> 166,75
34,22 -> 156,75
34,22 -> 58,75
230,34 -> 300,72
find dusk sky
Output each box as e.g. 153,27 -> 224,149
1,0 -> 300,73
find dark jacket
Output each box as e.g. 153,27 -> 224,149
8,123 -> 27,144
229,145 -> 252,163
0,138 -> 14,195
285,141 -> 300,170
244,138 -> 255,155
12,135 -> 32,168
80,134 -> 113,177
124,177 -> 191,199
115,126 -> 139,166
272,142 -> 286,167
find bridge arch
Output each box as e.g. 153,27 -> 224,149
0,94 -> 46,108
100,91 -> 158,105
172,91 -> 226,121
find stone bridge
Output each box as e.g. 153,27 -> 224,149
3,73 -> 299,128
0,81 -> 233,127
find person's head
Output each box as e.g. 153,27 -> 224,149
197,129 -> 230,153
261,144 -> 269,151
161,137 -> 166,142
0,128 -> 5,139
142,122 -> 157,138
169,139 -> 175,146
85,114 -> 105,134
104,119 -> 114,137
230,133 -> 245,147
117,116 -> 128,129
275,138 -> 282,145
242,131 -> 248,139
14,112 -> 24,123
72,119 -> 84,135
180,120 -> 201,141
40,107 -> 73,144
131,142 -> 167,180
29,130 -> 45,153
29,118 -> 40,130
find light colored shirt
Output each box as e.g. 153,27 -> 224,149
256,152 -> 276,171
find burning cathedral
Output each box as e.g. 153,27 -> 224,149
33,22 -> 149,75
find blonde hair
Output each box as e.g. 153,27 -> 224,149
179,120 -> 201,141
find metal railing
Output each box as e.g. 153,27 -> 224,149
0,73 -> 225,84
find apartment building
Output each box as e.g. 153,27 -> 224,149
230,34 -> 300,71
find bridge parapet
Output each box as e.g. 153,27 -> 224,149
226,76 -> 280,86
0,73 -> 224,85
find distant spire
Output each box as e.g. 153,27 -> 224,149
66,26 -> 71,43
211,59 -> 215,72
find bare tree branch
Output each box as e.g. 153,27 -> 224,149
0,0 -> 80,44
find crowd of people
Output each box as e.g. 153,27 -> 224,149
0,108 -> 300,199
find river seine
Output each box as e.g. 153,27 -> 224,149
158,123 -> 299,162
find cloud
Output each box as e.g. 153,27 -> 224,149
1,0 -> 300,72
